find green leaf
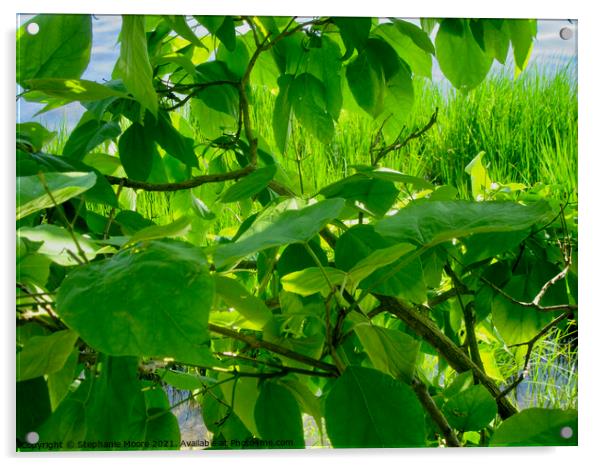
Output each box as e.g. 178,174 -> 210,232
491,408 -> 577,446
442,384 -> 497,431
325,366 -> 426,447
392,19 -> 436,55
290,73 -> 335,144
219,165 -> 278,203
153,111 -> 199,168
482,20 -> 511,63
305,36 -> 343,120
346,47 -> 386,117
63,120 -> 121,161
435,19 -> 493,90
335,225 -> 425,302
17,122 -> 56,152
218,374 -> 260,437
17,330 -> 79,381
374,23 -> 432,78
124,216 -> 191,246
333,17 -> 372,58
17,15 -> 92,86
507,19 -> 537,73
216,37 -> 249,79
47,350 -> 79,410
56,240 -> 216,365
118,122 -> 156,181
376,200 -> 552,247
194,16 -> 236,51
84,356 -> 148,447
213,198 -> 345,268
254,381 -> 305,448
17,171 -> 97,220
214,275 -> 273,329
273,74 -> 294,154
35,380 -> 88,448
319,174 -> 399,218
18,224 -> 99,266
354,324 -> 420,383
23,78 -> 130,102
281,267 -> 347,297
465,151 -> 492,200
462,230 -> 529,265
116,15 -> 158,116
17,252 -> 52,287
163,15 -> 202,47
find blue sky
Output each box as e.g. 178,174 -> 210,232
16,16 -> 577,130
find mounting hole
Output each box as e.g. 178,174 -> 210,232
25,431 -> 39,444
560,426 -> 573,439
26,22 -> 40,35
559,27 -> 573,40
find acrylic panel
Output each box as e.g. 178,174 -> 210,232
16,14 -> 578,451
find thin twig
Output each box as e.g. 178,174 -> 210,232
207,323 -> 339,374
497,311 -> 570,399
106,165 -> 255,192
481,276 -> 577,313
372,108 -> 438,166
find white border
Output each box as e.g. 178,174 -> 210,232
3,1 -> 600,466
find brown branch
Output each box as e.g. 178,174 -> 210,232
481,275 -> 577,313
161,80 -> 239,111
215,352 -> 336,378
105,165 -> 254,192
497,311 -> 570,399
444,264 -> 485,373
412,378 -> 461,447
372,108 -> 438,166
373,294 -> 517,419
207,323 -> 339,374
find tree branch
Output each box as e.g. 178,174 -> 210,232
373,294 -> 517,419
412,378 -> 461,447
105,165 -> 255,192
207,323 -> 339,374
444,264 -> 485,373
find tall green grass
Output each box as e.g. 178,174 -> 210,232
247,67 -> 577,200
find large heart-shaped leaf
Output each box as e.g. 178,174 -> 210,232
325,366 -> 426,447
56,240 -> 215,365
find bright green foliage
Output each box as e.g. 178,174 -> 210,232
115,15 -> 158,116
354,324 -> 420,383
16,14 -> 577,451
436,19 -> 493,90
213,198 -> 345,268
376,200 -> 551,246
17,15 -> 92,86
17,171 -> 96,220
63,120 -> 121,161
